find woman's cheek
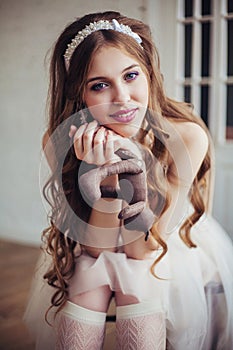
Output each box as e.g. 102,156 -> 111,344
87,104 -> 110,125
136,82 -> 149,107
86,88 -> 110,104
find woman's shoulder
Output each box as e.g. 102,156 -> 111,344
166,118 -> 209,155
165,118 -> 209,185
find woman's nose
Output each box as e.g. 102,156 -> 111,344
112,84 -> 130,105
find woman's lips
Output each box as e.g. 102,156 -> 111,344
109,108 -> 138,123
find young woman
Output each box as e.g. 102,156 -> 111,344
25,11 -> 233,349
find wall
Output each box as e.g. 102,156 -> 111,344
147,0 -> 177,98
0,0 -> 149,245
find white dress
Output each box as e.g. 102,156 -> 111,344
24,213 -> 233,349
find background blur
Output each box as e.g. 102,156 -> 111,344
1,0 -> 233,246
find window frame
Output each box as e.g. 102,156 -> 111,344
175,0 -> 233,145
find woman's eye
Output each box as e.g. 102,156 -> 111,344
125,71 -> 139,81
91,82 -> 108,91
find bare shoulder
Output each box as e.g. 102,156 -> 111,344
167,119 -> 209,155
165,119 -> 209,184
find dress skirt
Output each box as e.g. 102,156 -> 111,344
24,214 -> 233,349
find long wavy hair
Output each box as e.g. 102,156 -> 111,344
42,11 -> 211,316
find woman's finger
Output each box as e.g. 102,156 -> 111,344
73,123 -> 88,159
92,127 -> 106,164
105,130 -> 120,163
69,125 -> 78,138
112,135 -> 142,160
82,120 -> 99,155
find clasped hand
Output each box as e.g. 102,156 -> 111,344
69,120 -> 142,165
69,120 -> 154,239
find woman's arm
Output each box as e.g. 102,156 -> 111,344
71,121 -> 155,258
71,121 -> 123,257
82,175 -> 123,257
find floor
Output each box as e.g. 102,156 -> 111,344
0,239 -> 116,350
0,239 -> 40,349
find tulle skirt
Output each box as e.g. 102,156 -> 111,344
24,214 -> 233,349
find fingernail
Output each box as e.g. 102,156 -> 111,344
69,125 -> 76,138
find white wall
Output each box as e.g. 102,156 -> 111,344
147,0 -> 177,98
0,0 -> 151,245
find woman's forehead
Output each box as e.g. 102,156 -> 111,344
87,46 -> 141,77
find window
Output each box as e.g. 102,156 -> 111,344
176,0 -> 233,142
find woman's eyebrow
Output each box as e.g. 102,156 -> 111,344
86,64 -> 140,84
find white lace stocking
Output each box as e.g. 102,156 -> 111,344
55,301 -> 106,350
116,302 -> 166,350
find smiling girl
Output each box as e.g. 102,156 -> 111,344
25,11 -> 233,350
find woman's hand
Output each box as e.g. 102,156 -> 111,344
69,120 -> 120,166
110,132 -> 143,161
69,121 -> 143,166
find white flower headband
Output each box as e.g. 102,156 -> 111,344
64,19 -> 142,68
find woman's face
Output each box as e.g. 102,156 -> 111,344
83,46 -> 149,137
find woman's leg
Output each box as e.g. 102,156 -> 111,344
115,292 -> 166,350
56,285 -> 112,350
70,285 -> 112,313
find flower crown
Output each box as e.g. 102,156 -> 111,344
64,19 -> 142,67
